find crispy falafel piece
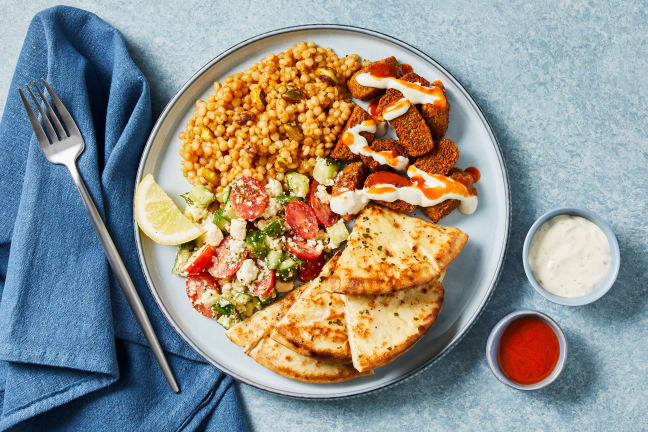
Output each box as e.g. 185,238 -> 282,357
330,105 -> 375,161
347,56 -> 402,101
422,168 -> 478,222
359,139 -> 409,172
376,89 -> 434,157
331,162 -> 368,196
413,139 -> 459,175
331,162 -> 369,221
363,171 -> 416,214
400,72 -> 450,142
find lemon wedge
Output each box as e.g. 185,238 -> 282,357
135,174 -> 204,245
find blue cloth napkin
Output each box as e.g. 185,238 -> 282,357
0,6 -> 248,431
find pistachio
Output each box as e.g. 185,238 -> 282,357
316,67 -> 338,86
250,88 -> 266,110
237,112 -> 253,125
282,123 -> 304,141
199,126 -> 213,140
282,86 -> 305,102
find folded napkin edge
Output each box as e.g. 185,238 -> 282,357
0,343 -> 118,377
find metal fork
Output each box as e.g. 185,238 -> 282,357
19,79 -> 179,393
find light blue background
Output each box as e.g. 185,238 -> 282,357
1,1 -> 646,430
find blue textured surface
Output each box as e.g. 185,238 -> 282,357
1,1 -> 646,430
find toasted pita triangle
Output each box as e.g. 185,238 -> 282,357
325,205 -> 467,295
343,280 -> 444,372
271,254 -> 351,362
249,336 -> 371,383
225,283 -> 308,353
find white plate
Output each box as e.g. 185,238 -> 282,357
134,25 -> 510,398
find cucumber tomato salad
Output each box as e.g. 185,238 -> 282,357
173,157 -> 349,329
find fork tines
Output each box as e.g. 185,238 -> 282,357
19,79 -> 80,150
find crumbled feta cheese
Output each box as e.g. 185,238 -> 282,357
268,236 -> 283,251
275,280 -> 294,293
228,239 -> 246,260
237,259 -> 259,285
185,205 -> 208,222
261,197 -> 282,218
217,314 -> 237,329
200,289 -> 220,308
305,238 -> 324,253
220,282 -> 232,294
230,280 -> 245,295
202,219 -> 224,246
316,184 -> 331,204
219,297 -> 231,307
265,179 -> 283,197
230,219 -> 247,241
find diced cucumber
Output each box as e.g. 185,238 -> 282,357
245,230 -> 268,257
235,292 -> 252,305
181,185 -> 215,208
277,267 -> 297,282
277,255 -> 300,282
263,220 -> 284,237
172,242 -> 194,275
276,194 -> 301,205
252,296 -> 263,311
221,185 -> 231,203
255,295 -> 275,307
313,157 -> 341,185
278,256 -> 301,271
326,219 -> 350,248
213,209 -> 230,230
213,302 -> 235,316
216,314 -> 239,329
285,172 -> 310,198
222,200 -> 237,220
266,250 -> 283,270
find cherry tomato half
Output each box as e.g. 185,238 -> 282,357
253,269 -> 275,296
309,180 -> 338,227
298,254 -> 328,282
186,272 -> 219,318
285,233 -> 323,260
181,243 -> 217,275
208,237 -> 248,279
231,177 -> 269,220
285,201 -> 319,239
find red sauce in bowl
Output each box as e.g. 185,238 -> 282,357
497,316 -> 560,385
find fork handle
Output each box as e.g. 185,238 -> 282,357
67,164 -> 180,393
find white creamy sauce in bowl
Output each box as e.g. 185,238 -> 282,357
528,215 -> 611,298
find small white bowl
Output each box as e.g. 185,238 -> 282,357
486,310 -> 567,390
522,207 -> 620,306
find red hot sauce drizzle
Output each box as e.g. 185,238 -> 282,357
367,99 -> 381,120
368,61 -> 400,78
497,316 -> 560,385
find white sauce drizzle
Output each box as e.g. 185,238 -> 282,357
356,73 -> 444,105
381,98 -> 411,121
529,215 -> 611,298
343,120 -> 409,172
329,165 -> 478,216
374,120 -> 388,137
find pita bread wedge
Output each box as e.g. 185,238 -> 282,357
271,254 -> 352,362
225,284 -> 308,353
249,336 -> 371,383
325,205 -> 467,295
343,280 -> 444,372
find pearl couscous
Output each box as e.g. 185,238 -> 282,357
178,42 -> 364,199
